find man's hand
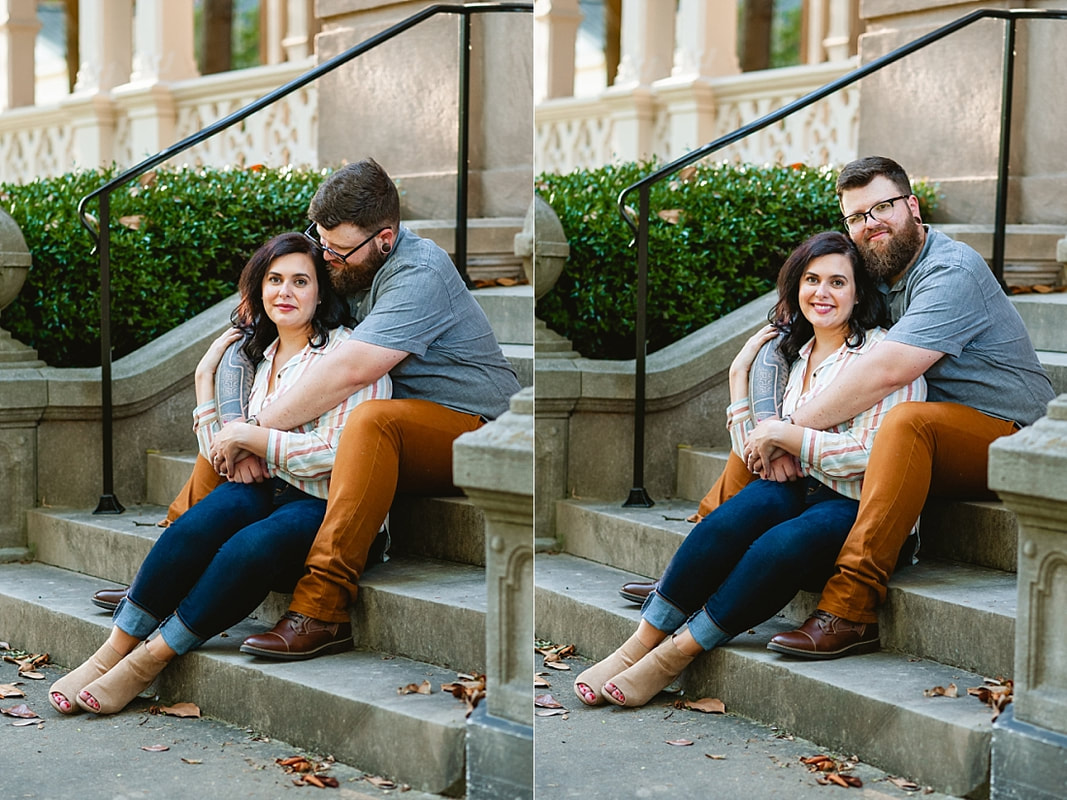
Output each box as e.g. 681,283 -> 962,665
210,421 -> 254,475
228,456 -> 269,483
761,453 -> 802,482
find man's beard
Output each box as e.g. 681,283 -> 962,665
857,217 -> 923,283
328,247 -> 389,295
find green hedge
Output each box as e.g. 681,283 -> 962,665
1,165 -> 328,368
535,161 -> 938,360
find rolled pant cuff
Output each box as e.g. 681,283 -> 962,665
113,597 -> 162,641
641,591 -> 688,633
158,614 -> 205,656
685,608 -> 731,652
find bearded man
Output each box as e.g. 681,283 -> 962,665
94,159 -> 521,659
619,156 -> 1053,660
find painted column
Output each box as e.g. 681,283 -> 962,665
453,387 -> 534,800
282,0 -> 319,61
0,0 -> 40,109
533,0 -> 582,102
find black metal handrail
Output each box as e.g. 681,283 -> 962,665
77,2 -> 532,515
616,8 -> 1067,508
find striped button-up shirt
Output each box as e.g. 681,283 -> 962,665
727,327 -> 926,500
193,327 -> 392,499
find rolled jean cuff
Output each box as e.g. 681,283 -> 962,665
113,597 -> 162,641
641,590 -> 688,634
686,608 -> 731,652
158,614 -> 205,657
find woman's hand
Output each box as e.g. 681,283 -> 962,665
196,328 -> 243,381
210,421 -> 254,475
731,324 -> 779,376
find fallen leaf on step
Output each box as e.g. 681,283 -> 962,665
665,739 -> 694,746
0,641 -> 9,650
536,709 -> 567,717
11,718 -> 42,727
141,744 -> 170,752
150,702 -> 201,718
2,703 -> 38,719
535,693 -> 563,708
397,680 -> 433,695
681,697 -> 725,714
180,758 -> 202,765
277,755 -> 314,773
824,772 -> 863,787
543,660 -> 571,671
967,679 -> 1013,721
705,754 -> 727,760
0,683 -> 26,698
534,673 -> 551,688
923,683 -> 958,698
442,673 -> 486,716
800,754 -> 839,772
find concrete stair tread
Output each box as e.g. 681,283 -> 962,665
27,504 -> 488,672
540,536 -> 1015,679
534,552 -> 996,798
0,561 -> 472,794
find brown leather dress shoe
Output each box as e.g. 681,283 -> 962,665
766,610 -> 879,660
619,581 -> 656,604
240,611 -> 353,661
91,587 -> 129,612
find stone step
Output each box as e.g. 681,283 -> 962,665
26,505 -> 486,672
145,452 -> 487,567
0,561 -> 471,796
672,448 -> 1018,573
535,552 -> 998,799
551,498 -> 1014,676
1012,291 -> 1067,353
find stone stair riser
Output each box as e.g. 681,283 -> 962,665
146,453 -> 488,567
27,507 -> 488,673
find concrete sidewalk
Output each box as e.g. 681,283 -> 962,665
0,650 -> 442,800
534,655 -> 967,800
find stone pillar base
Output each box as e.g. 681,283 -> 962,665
991,705 -> 1067,800
466,704 -> 533,800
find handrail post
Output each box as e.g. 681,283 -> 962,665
624,185 -> 654,508
455,10 -> 473,287
992,15 -> 1017,291
94,190 -> 124,515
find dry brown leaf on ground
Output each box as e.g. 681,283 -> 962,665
2,703 -> 38,719
665,739 -> 694,747
543,660 -> 571,671
681,697 -> 725,714
0,683 -> 26,698
967,679 -> 1013,720
180,758 -> 202,765
442,673 -> 486,716
824,772 -> 863,788
534,693 -> 563,709
534,673 -> 551,688
277,755 -> 314,773
801,754 -> 839,772
0,641 -> 10,650
300,774 -> 339,788
397,680 -> 433,695
11,718 -> 42,727
536,709 -> 567,717
151,702 -> 202,718
705,754 -> 727,760
141,744 -> 170,752
923,683 -> 958,698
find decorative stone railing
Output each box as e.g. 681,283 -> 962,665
535,59 -> 859,174
0,60 -> 317,184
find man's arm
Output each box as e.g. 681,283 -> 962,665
211,337 -> 407,472
789,339 -> 941,429
744,339 -> 941,472
256,338 -> 407,429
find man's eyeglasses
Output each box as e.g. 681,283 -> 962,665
841,195 -> 910,232
303,222 -> 387,262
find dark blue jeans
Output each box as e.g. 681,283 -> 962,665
114,478 -> 325,655
642,477 -> 859,650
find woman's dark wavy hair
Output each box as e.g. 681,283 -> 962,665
770,231 -> 884,363
231,232 -> 348,362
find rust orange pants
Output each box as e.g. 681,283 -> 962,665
166,398 -> 484,623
